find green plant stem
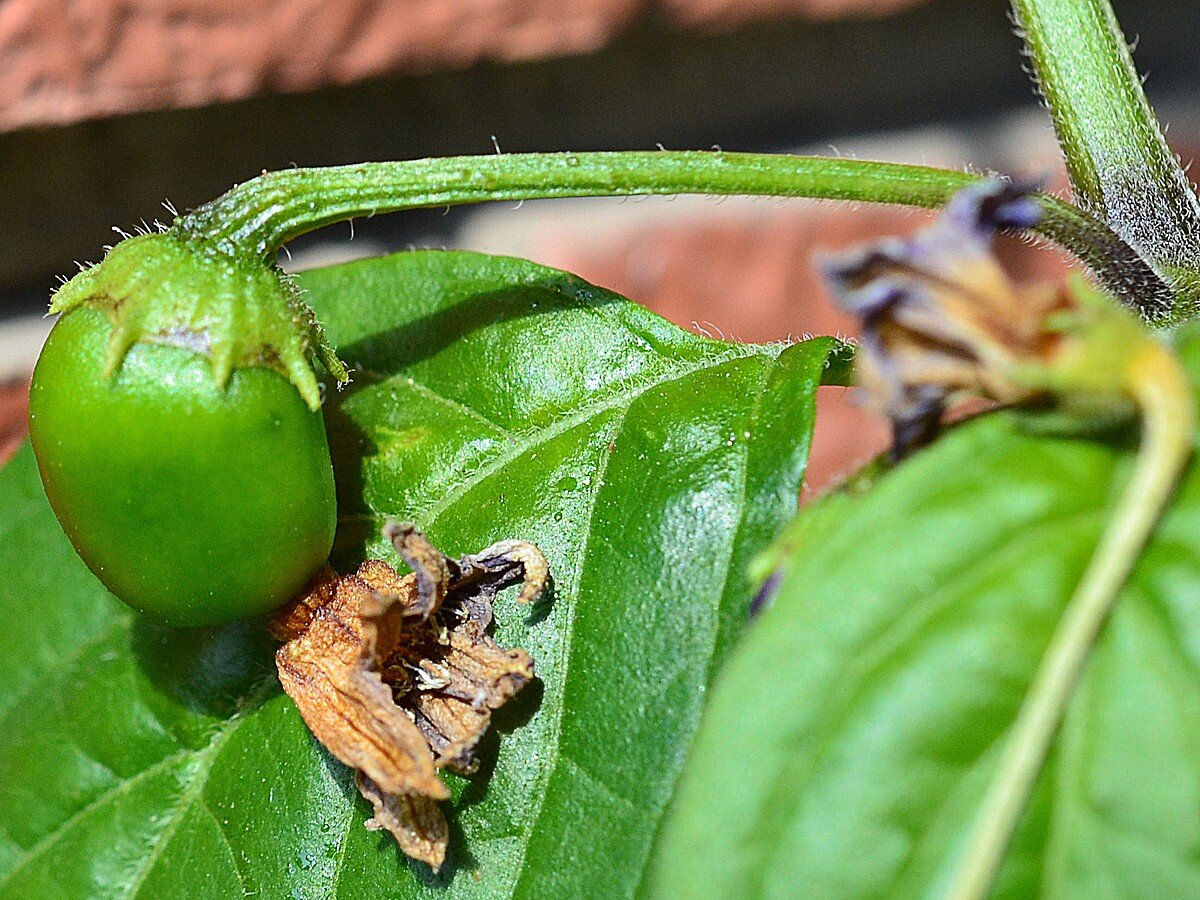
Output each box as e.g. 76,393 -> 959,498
176,151 -> 1170,318
1012,0 -> 1200,311
946,340 -> 1196,900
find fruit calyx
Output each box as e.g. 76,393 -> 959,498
50,229 -> 348,409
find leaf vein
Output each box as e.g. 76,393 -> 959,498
748,504 -> 1103,892
0,619 -> 125,729
0,749 -> 191,887
504,403 -> 630,889
125,676 -> 277,899
376,372 -> 512,435
196,797 -> 250,897
629,354 -> 776,900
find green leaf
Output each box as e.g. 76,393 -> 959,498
0,250 -> 839,898
653,328 -> 1200,899
1012,0 -> 1200,314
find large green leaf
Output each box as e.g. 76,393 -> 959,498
653,329 -> 1200,898
0,250 -> 839,898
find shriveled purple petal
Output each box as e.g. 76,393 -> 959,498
822,178 -> 1050,461
888,383 -> 948,461
749,570 -> 784,618
820,240 -> 929,322
939,179 -> 1044,250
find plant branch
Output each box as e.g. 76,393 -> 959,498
1013,0 -> 1200,313
176,152 -> 1170,319
946,336 -> 1196,900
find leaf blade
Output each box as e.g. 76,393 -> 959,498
653,354 -> 1200,898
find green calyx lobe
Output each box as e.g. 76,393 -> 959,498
51,230 -> 347,409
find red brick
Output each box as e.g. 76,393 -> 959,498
0,381 -> 29,466
1,0 -> 928,131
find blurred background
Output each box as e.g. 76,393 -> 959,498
2,0 -> 1196,486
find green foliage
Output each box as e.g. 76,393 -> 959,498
653,328 -> 1200,899
0,251 -> 840,897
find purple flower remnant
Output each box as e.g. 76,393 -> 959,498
749,569 -> 784,618
822,180 -> 1071,460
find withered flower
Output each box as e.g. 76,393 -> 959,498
271,523 -> 548,871
823,180 -> 1073,458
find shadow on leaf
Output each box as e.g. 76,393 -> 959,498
129,616 -> 279,719
332,281 -> 617,385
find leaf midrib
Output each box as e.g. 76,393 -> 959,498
503,404 -> 628,896
628,354 -> 777,900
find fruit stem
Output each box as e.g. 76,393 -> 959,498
175,152 -> 1170,319
1012,0 -> 1200,313
946,338 -> 1196,900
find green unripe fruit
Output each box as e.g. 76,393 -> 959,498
31,308 -> 336,625
29,231 -> 345,626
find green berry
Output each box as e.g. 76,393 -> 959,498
29,231 -> 342,626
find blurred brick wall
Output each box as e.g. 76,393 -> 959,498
1,0 -> 924,132
0,382 -> 29,465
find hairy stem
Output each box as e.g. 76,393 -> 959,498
947,339 -> 1196,900
1013,0 -> 1200,313
176,152 -> 1170,319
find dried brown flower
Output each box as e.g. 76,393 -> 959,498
271,523 -> 547,871
824,180 -> 1074,458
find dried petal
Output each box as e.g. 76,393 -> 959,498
358,773 -> 449,871
404,621 -> 535,774
274,569 -> 447,801
272,525 -> 547,871
824,180 -> 1073,458
382,522 -> 449,620
456,540 -> 550,607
